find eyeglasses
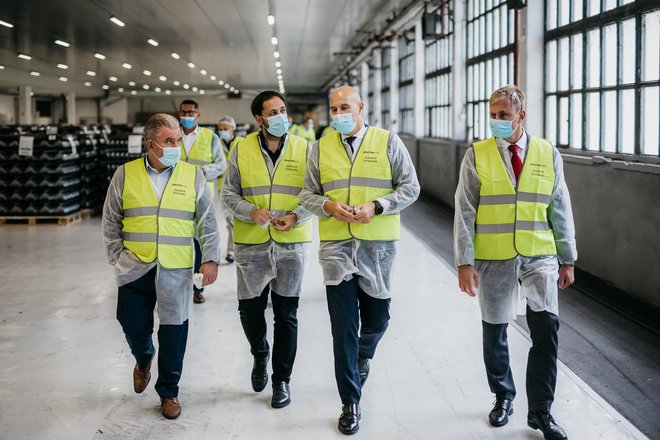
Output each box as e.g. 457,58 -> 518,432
179,110 -> 197,116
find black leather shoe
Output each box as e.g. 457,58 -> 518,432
358,358 -> 370,387
251,353 -> 269,392
488,397 -> 513,427
271,381 -> 291,408
338,403 -> 361,435
527,412 -> 568,440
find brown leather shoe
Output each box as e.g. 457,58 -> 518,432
193,291 -> 206,304
133,361 -> 152,394
161,397 -> 182,419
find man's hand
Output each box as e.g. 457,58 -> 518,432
323,200 -> 356,222
249,208 -> 273,225
558,264 -> 575,289
458,264 -> 479,297
353,202 -> 376,224
199,261 -> 219,287
272,213 -> 297,231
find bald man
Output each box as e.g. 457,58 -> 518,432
300,86 -> 420,435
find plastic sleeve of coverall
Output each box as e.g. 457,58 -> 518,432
194,168 -> 221,264
201,133 -> 227,181
102,166 -> 126,266
548,149 -> 578,264
299,140 -> 332,218
453,148 -> 479,267
376,132 -> 421,214
221,146 -> 260,223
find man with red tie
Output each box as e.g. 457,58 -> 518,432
453,85 -> 577,440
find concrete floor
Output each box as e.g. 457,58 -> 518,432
0,208 -> 649,440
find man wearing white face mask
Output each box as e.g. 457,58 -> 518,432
179,99 -> 226,304
222,90 -> 312,409
102,113 -> 220,420
453,85 -> 576,440
299,85 -> 420,435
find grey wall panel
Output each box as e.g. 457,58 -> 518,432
418,139 -> 458,208
563,159 -> 660,307
399,134 -> 418,170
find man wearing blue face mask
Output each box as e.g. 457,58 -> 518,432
216,115 -> 244,264
222,90 -> 312,409
102,113 -> 220,420
178,99 -> 227,304
299,85 -> 420,435
454,85 -> 576,440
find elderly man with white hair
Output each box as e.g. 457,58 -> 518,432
454,85 -> 577,440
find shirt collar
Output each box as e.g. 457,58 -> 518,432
181,124 -> 199,137
144,156 -> 173,174
341,123 -> 368,142
496,130 -> 527,151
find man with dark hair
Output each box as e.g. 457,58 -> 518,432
178,99 -> 226,304
102,113 -> 220,419
222,90 -> 312,408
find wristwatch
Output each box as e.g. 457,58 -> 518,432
373,200 -> 384,215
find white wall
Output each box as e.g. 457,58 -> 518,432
0,94 -> 15,123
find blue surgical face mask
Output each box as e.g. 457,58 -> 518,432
332,113 -> 356,135
153,141 -> 181,168
180,117 -> 196,130
489,114 -> 521,139
218,130 -> 231,140
264,114 -> 289,138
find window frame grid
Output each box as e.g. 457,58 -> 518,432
398,32 -> 416,135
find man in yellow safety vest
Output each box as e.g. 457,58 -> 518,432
454,85 -> 576,440
102,113 -> 220,420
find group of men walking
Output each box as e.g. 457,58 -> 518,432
102,84 -> 575,440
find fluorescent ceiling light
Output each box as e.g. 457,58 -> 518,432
271,37 -> 278,45
229,86 -> 235,91
143,69 -> 151,76
224,84 -> 230,89
0,65 -> 4,69
154,87 -> 161,92
277,74 -> 282,80
267,15 -> 274,25
276,69 -> 282,74
59,76 -> 68,82
173,80 -> 180,86
131,90 -> 137,95
0,19 -> 14,28
159,75 -> 167,81
54,40 -> 70,47
165,90 -> 171,95
209,75 -> 216,81
109,76 -> 118,82
118,87 -> 124,92
218,80 -> 224,86
192,86 -> 198,92
273,51 -> 280,59
102,84 -> 110,90
187,62 -> 195,69
234,90 -> 240,94
86,70 -> 96,76
143,84 -> 150,90
275,61 -> 281,67
199,90 -> 205,95
109,16 -> 125,27
30,71 -> 40,76
183,84 -> 190,89
171,52 -> 180,59
94,53 -> 106,60
18,53 -> 32,60
128,81 -> 136,86
122,62 -> 132,69
57,63 -> 68,69
147,38 -> 159,47
84,81 -> 92,86
200,69 -> 207,75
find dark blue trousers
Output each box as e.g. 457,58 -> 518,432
238,286 -> 299,384
117,267 -> 189,398
482,305 -> 559,413
193,238 -> 204,294
326,277 -> 390,404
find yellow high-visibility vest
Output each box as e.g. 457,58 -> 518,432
180,126 -> 215,195
318,127 -> 400,241
218,135 -> 244,192
122,158 -> 197,269
233,132 -> 312,244
320,126 -> 335,138
473,136 -> 557,260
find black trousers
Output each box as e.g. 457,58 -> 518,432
238,286 -> 299,384
193,238 -> 204,294
326,277 -> 391,404
482,305 -> 559,413
116,267 -> 189,398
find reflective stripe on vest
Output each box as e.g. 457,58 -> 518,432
218,135 -> 244,192
473,136 -> 557,260
122,158 -> 197,269
180,126 -> 215,195
233,132 -> 312,244
318,127 -> 400,241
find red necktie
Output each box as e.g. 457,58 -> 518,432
508,144 -> 522,183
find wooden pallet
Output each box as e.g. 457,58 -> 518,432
0,209 -> 93,226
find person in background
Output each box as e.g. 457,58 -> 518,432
216,115 -> 244,263
287,115 -> 300,136
298,117 -> 317,144
222,91 -> 312,409
178,99 -> 226,304
102,113 -> 220,420
454,84 -> 576,440
299,85 -> 420,435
